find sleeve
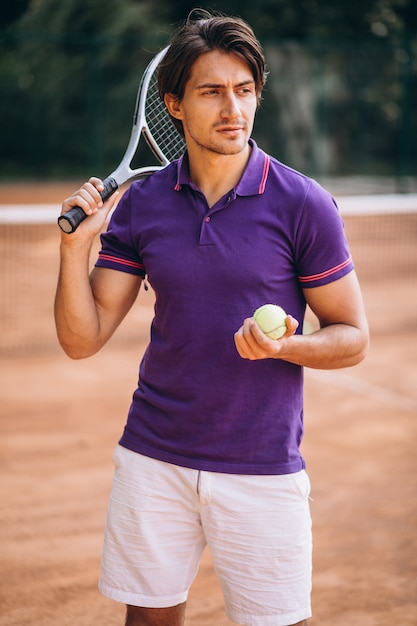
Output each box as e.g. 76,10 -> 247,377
95,185 -> 146,278
295,180 -> 354,288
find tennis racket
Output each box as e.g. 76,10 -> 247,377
58,46 -> 186,234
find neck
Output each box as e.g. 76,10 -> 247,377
187,143 -> 251,207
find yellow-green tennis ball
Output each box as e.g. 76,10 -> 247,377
253,304 -> 288,339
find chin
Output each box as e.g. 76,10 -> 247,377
213,140 -> 249,156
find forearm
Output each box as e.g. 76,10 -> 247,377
54,239 -> 103,359
277,323 -> 369,370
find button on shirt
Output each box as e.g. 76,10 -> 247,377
96,140 -> 354,475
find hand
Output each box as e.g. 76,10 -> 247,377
234,315 -> 299,360
60,177 -> 119,238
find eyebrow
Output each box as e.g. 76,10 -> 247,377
196,79 -> 255,90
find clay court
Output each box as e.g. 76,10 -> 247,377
1,182 -> 417,625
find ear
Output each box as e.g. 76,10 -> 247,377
164,93 -> 183,120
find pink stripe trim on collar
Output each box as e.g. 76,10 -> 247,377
258,154 -> 270,194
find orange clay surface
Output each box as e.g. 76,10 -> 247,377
1,182 -> 417,625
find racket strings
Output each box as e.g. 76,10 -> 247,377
145,75 -> 186,162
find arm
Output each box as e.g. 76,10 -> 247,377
234,271 -> 369,369
54,178 -> 142,359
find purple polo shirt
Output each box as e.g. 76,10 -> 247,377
96,140 -> 353,475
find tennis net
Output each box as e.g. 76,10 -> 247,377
1,192 -> 416,355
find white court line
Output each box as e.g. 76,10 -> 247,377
306,368 -> 417,413
0,204 -> 60,223
0,194 -> 417,223
336,193 -> 417,215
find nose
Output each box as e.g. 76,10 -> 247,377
220,91 -> 241,119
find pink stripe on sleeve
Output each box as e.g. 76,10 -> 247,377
298,256 -> 352,284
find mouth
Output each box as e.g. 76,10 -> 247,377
216,125 -> 245,137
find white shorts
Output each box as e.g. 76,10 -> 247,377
99,445 -> 312,626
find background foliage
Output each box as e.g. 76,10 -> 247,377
0,0 -> 416,181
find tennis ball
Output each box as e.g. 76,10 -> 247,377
253,304 -> 288,339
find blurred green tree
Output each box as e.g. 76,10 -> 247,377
0,0 -> 415,179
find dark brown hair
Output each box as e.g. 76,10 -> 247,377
158,9 -> 267,137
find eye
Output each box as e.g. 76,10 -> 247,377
237,86 -> 254,96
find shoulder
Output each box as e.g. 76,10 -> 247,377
267,155 -> 332,203
127,161 -> 179,197
260,155 -> 338,224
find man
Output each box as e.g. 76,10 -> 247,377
55,10 -> 369,626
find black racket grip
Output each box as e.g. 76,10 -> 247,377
57,177 -> 119,234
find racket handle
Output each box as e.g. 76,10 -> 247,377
57,177 -> 119,234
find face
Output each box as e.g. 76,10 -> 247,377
165,50 -> 258,157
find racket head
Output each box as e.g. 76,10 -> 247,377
131,47 -> 186,172
109,46 -> 186,186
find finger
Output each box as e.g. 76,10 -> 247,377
248,321 -> 276,356
62,180 -> 104,216
78,180 -> 104,211
234,324 -> 255,359
237,319 -> 268,360
88,176 -> 104,193
234,325 -> 247,355
83,189 -> 119,223
283,315 -> 299,337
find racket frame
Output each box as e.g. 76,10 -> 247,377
58,46 -> 185,233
